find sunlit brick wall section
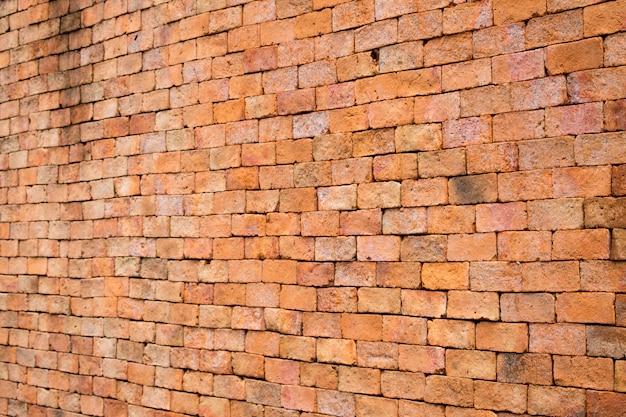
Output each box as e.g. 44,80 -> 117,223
1,0 -> 626,415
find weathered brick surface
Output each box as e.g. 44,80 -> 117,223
0,0 -> 623,415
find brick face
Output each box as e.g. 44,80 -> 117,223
0,1 -> 623,416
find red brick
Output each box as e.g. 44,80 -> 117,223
529,323 -> 585,355
401,177 -> 448,207
424,33 -> 472,66
398,9 -> 442,42
501,293 -> 555,323
419,148 -> 467,178
421,262 -> 468,290
527,386 -> 585,417
470,261 -> 523,292
338,366 -> 381,396
332,0 -> 375,31
583,0 -> 626,36
557,292 -> 615,324
493,0 -> 546,24
554,355 -> 613,390
511,75 -> 567,111
492,50 -> 545,85
424,375 -> 473,407
497,352 -> 553,385
553,229 -> 610,260
317,338 -> 356,365
587,391 -> 626,417
587,325 -> 626,359
472,24 -> 526,59
476,322 -> 528,353
428,319 -> 474,349
414,92 -> 460,123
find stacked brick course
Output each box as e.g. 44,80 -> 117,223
1,0 -> 626,415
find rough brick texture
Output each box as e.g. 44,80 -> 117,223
0,0 -> 624,415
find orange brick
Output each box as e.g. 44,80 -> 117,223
295,9 -> 332,39
526,10 -> 583,48
554,355 -> 613,390
418,148 -> 466,178
474,381 -> 527,414
341,313 -> 382,342
421,262 -> 468,290
497,352 -> 552,385
317,338 -> 356,365
368,98 -> 413,129
424,375 -> 473,407
402,289 -> 446,318
552,229 -> 610,260
586,391 -> 626,417
398,9 -> 442,42
447,290 -> 499,321
529,323 -> 585,355
476,322 -> 528,353
338,366 -> 381,395
424,32 -> 472,66
382,315 -> 427,345
556,292 -> 615,324
427,205 -> 474,234
332,0 -> 375,31
527,386 -> 585,417
583,0 -> 626,36
401,177 -> 447,207
493,0 -> 546,25
501,293 -> 554,323
446,349 -> 495,380
428,319 -> 475,349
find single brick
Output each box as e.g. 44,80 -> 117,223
428,319 -> 475,349
587,325 -> 626,359
546,37 -> 603,75
554,355 -> 614,390
447,290 -> 499,320
583,0 -> 626,36
474,381 -> 527,414
529,323 -> 585,355
337,366 -> 381,395
424,33 -> 472,67
552,229 -> 610,260
473,23 -> 525,58
553,166 -> 612,198
470,261 -> 523,292
414,91 -> 460,123
397,346 -> 439,375
476,322 -> 528,353
568,67 -> 626,103
424,375 -> 473,407
497,352 -> 553,385
442,59 -> 491,92
527,386 -> 585,417
401,177 -> 448,207
493,0 -> 546,24
447,233 -> 497,262
492,49 -> 545,84
501,293 -> 555,323
402,289 -> 446,318
528,198 -> 583,230
556,292 -> 615,324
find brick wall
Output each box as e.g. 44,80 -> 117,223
1,0 -> 626,415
